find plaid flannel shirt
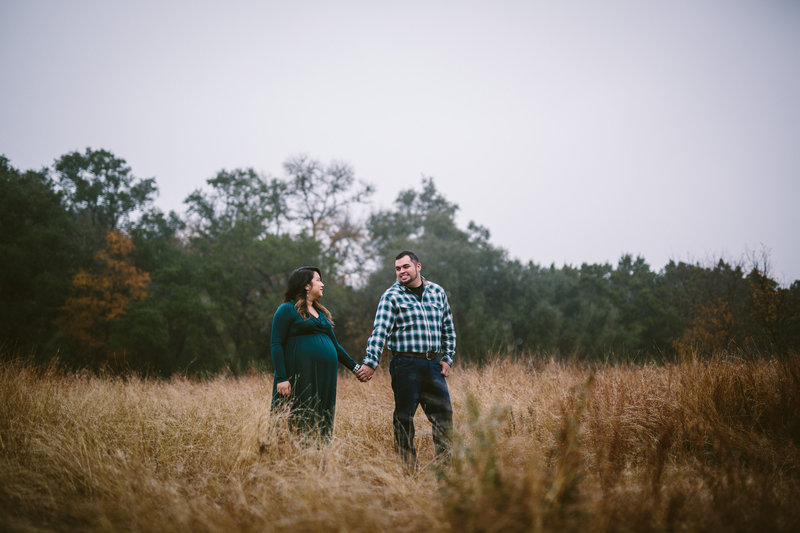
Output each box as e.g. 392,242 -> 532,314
364,278 -> 456,368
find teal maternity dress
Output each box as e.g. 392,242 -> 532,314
270,302 -> 358,437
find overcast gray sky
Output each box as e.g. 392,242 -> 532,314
2,0 -> 799,283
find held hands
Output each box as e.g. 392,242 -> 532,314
276,380 -> 291,396
355,364 -> 374,382
353,362 -> 448,380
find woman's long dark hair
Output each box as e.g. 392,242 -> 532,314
283,266 -> 333,323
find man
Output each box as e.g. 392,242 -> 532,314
356,251 -> 456,467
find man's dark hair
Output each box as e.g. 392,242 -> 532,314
395,251 -> 420,264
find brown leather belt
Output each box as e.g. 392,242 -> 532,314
392,350 -> 440,361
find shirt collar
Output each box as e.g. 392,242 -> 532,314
394,276 -> 428,292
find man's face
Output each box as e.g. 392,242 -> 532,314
395,256 -> 422,287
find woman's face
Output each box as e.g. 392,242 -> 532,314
305,271 -> 324,301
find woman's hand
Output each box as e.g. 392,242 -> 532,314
276,380 -> 291,396
356,365 -> 374,382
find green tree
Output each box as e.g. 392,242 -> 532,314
778,281 -> 800,353
54,148 -> 157,261
56,230 -> 150,368
364,178 -> 520,362
611,254 -> 681,356
183,168 -> 323,372
185,168 -> 288,239
516,263 -> 567,353
0,156 -> 75,352
111,210 -> 197,374
665,258 -> 786,357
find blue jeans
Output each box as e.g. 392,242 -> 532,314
389,355 -> 453,467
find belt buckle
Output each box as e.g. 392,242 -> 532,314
425,351 -> 433,360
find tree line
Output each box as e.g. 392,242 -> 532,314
2,148 -> 798,375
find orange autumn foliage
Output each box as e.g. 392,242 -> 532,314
747,271 -> 780,344
58,230 -> 150,348
675,298 -> 735,357
674,268 -> 784,357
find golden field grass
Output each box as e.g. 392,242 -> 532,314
1,354 -> 799,532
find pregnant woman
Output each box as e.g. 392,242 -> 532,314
270,266 -> 363,439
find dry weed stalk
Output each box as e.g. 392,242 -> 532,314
1,354 -> 798,532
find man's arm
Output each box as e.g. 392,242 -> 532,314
439,291 -> 456,367
363,292 -> 396,369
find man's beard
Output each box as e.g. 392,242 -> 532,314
400,272 -> 418,286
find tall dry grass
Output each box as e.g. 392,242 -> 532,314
1,354 -> 798,532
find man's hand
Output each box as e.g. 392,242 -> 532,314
439,361 -> 451,377
276,380 -> 291,396
356,365 -> 374,382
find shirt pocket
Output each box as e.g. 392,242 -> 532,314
396,301 -> 419,328
426,299 -> 444,322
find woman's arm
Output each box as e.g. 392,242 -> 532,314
270,303 -> 294,384
325,322 -> 358,372
335,342 -> 359,372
